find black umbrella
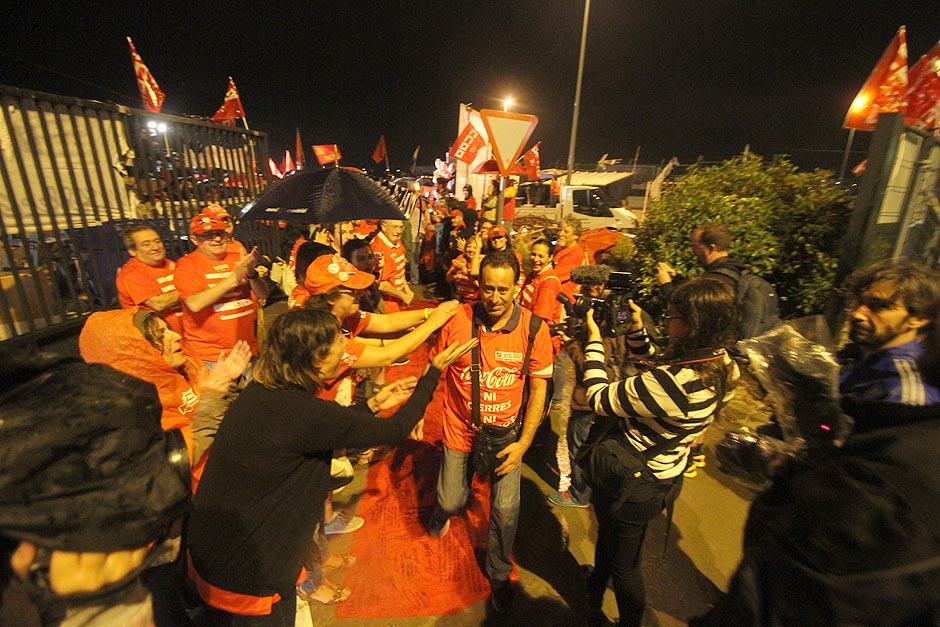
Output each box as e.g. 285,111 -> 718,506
238,167 -> 404,223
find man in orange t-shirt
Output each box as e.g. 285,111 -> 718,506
116,225 -> 183,333
370,219 -> 413,312
175,213 -> 269,366
426,251 -> 552,612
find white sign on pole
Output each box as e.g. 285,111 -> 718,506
479,109 -> 538,177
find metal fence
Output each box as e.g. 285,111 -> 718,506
0,85 -> 272,343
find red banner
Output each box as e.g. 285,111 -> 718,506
127,37 -> 165,113
844,26 -> 908,131
281,150 -> 295,174
313,144 -> 342,165
906,43 -> 940,130
523,142 -> 541,180
268,158 -> 283,179
211,77 -> 245,126
449,124 -> 486,164
372,135 -> 387,164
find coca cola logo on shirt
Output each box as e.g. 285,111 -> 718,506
457,366 -> 521,388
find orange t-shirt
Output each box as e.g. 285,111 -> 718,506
175,250 -> 258,360
116,257 -> 183,333
371,231 -> 408,311
553,243 -> 588,301
431,303 -> 553,453
314,312 -> 371,405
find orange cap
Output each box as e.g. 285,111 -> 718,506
305,253 -> 375,294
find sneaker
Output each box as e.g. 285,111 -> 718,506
547,490 -> 589,508
692,453 -> 707,468
683,465 -> 698,479
429,518 -> 450,538
489,581 -> 515,613
324,512 -> 364,535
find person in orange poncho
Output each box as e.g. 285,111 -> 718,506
79,307 -> 249,491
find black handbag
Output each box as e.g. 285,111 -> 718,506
469,310 -> 545,476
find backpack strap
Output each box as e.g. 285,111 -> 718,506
471,322 -> 481,430
709,265 -> 744,286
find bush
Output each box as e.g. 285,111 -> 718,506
632,153 -> 850,318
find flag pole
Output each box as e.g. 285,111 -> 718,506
565,0 -> 591,187
838,128 -> 855,181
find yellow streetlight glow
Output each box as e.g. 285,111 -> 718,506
503,96 -> 514,112
851,94 -> 869,111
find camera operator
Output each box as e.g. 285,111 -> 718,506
579,277 -> 739,627
546,264 -> 626,508
0,350 -> 191,627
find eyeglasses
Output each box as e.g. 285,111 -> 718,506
664,314 -> 683,321
197,231 -> 230,241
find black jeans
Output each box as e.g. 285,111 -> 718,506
201,594 -> 296,627
587,481 -> 677,627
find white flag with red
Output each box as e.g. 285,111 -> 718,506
906,43 -> 940,130
127,37 -> 165,113
450,123 -> 486,164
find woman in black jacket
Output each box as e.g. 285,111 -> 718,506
187,308 -> 473,626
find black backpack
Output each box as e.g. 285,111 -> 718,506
711,266 -> 781,340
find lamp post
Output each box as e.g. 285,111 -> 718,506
503,96 -> 514,112
566,0 -> 590,187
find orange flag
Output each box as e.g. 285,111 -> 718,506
523,142 -> 541,180
295,129 -> 305,170
450,124 -> 486,164
906,43 -> 940,130
268,158 -> 283,179
372,135 -> 387,164
126,37 -> 165,113
211,77 -> 245,126
844,26 -> 908,131
313,144 -> 342,165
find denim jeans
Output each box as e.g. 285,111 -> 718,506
552,350 -> 569,403
300,522 -> 329,591
428,443 -> 522,583
566,409 -> 596,503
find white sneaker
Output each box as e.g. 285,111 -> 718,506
324,512 -> 365,535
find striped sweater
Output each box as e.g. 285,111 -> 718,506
584,330 -> 738,479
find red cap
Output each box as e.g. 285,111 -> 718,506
305,253 -> 375,294
490,225 -> 508,238
201,204 -> 232,222
190,214 -> 228,236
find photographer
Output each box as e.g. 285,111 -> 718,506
580,277 -> 739,627
546,264 -> 623,509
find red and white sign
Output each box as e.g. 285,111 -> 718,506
450,123 -> 486,164
906,43 -> 940,130
479,109 -> 538,177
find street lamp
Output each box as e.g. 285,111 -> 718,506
503,96 -> 514,112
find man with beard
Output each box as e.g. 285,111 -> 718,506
839,259 -> 940,405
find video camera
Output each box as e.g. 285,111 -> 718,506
556,265 -> 635,338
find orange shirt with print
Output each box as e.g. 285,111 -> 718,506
175,249 -> 258,360
116,257 -> 183,334
431,303 -> 553,453
315,312 -> 371,405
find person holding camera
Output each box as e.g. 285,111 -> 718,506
580,276 -> 739,627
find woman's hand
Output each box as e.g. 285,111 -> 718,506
202,341 -> 251,397
372,376 -> 418,411
425,300 -> 461,330
431,338 -> 478,371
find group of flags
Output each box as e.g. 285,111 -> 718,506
844,26 -> 940,131
127,37 -> 247,127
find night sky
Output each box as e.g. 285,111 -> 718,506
3,2 -> 940,173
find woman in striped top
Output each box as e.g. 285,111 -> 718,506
582,277 -> 739,627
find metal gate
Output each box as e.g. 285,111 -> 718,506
0,85 -> 272,342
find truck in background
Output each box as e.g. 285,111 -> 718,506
515,184 -> 639,232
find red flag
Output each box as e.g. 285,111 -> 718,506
211,77 -> 245,126
852,159 -> 868,177
312,144 -> 342,165
281,150 -> 295,174
126,37 -> 165,113
268,158 -> 283,179
906,43 -> 940,130
295,129 -> 305,170
844,26 -> 909,130
523,142 -> 541,180
372,135 -> 387,164
450,124 -> 486,164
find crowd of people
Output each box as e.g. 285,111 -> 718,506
1,193 -> 939,627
